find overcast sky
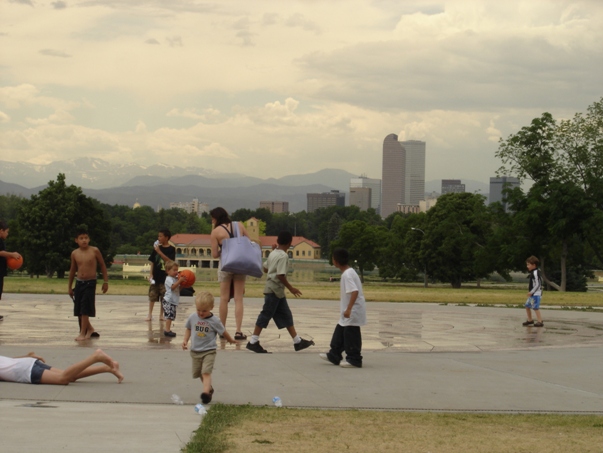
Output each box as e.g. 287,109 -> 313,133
1,0 -> 602,184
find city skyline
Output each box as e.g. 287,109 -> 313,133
1,1 -> 602,183
381,135 -> 426,217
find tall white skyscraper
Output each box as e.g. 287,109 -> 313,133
381,134 -> 426,217
350,175 -> 381,215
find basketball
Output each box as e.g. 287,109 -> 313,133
7,255 -> 23,270
179,269 -> 196,288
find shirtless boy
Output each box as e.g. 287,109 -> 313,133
68,227 -> 109,341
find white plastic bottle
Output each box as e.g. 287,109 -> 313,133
194,404 -> 207,416
272,396 -> 283,407
171,394 -> 183,405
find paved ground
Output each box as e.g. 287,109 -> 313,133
1,293 -> 603,452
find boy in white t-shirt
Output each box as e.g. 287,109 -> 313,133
163,261 -> 186,338
320,248 -> 367,368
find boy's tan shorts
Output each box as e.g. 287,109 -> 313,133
190,350 -> 217,378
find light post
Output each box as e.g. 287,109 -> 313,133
411,227 -> 428,288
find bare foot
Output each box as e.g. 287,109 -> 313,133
75,335 -> 86,341
145,315 -> 152,321
112,361 -> 124,383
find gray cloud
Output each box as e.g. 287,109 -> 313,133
9,0 -> 34,6
285,13 -> 321,34
39,49 -> 72,58
297,34 -> 603,112
166,35 -> 183,47
261,13 -> 279,26
52,1 -> 67,9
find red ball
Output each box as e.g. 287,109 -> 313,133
7,255 -> 23,270
179,269 -> 196,288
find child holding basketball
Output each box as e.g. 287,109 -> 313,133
162,261 -> 186,337
0,219 -> 22,321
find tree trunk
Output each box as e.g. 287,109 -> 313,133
560,239 -> 568,292
450,276 -> 462,288
540,256 -> 561,291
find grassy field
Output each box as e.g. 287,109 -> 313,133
4,275 -> 603,307
185,404 -> 603,453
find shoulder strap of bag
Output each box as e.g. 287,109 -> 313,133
220,224 -> 234,238
231,221 -> 241,238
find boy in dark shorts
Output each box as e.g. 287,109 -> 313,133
68,227 -> 109,341
0,219 -> 22,321
146,228 -> 176,321
246,231 -> 314,354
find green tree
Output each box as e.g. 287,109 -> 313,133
422,193 -> 495,288
15,174 -> 112,278
496,99 -> 603,290
330,220 -> 387,282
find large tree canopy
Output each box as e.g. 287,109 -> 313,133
496,97 -> 603,290
15,174 -> 112,278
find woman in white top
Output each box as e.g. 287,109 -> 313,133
0,349 -> 123,385
210,207 -> 250,341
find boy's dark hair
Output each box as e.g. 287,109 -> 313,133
209,207 -> 231,227
0,220 -> 7,230
277,231 -> 293,246
526,255 -> 539,266
159,228 -> 172,240
75,225 -> 89,238
332,248 -> 349,266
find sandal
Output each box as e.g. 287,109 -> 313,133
234,332 -> 247,340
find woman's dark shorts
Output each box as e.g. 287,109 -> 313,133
31,360 -> 52,385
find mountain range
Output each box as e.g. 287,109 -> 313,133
0,158 -> 490,212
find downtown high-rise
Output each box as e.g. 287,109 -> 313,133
381,134 -> 426,217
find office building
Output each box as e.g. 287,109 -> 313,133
441,179 -> 465,194
350,175 -> 381,214
170,198 -> 208,217
349,187 -> 372,211
381,134 -> 426,217
306,190 -> 345,213
259,201 -> 289,214
489,176 -> 520,211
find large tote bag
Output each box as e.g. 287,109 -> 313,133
220,222 -> 263,278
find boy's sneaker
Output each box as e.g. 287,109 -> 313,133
164,330 -> 176,337
522,320 -> 534,326
533,321 -> 544,327
294,338 -> 315,351
319,353 -> 339,365
246,341 -> 269,353
200,392 -> 212,404
340,360 -> 361,368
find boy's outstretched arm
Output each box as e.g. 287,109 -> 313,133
277,274 -> 302,297
222,330 -> 237,345
182,328 -> 191,350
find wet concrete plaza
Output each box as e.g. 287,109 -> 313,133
2,293 -> 603,452
1,293 -> 603,353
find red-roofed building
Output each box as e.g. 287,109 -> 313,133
171,228 -> 321,268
